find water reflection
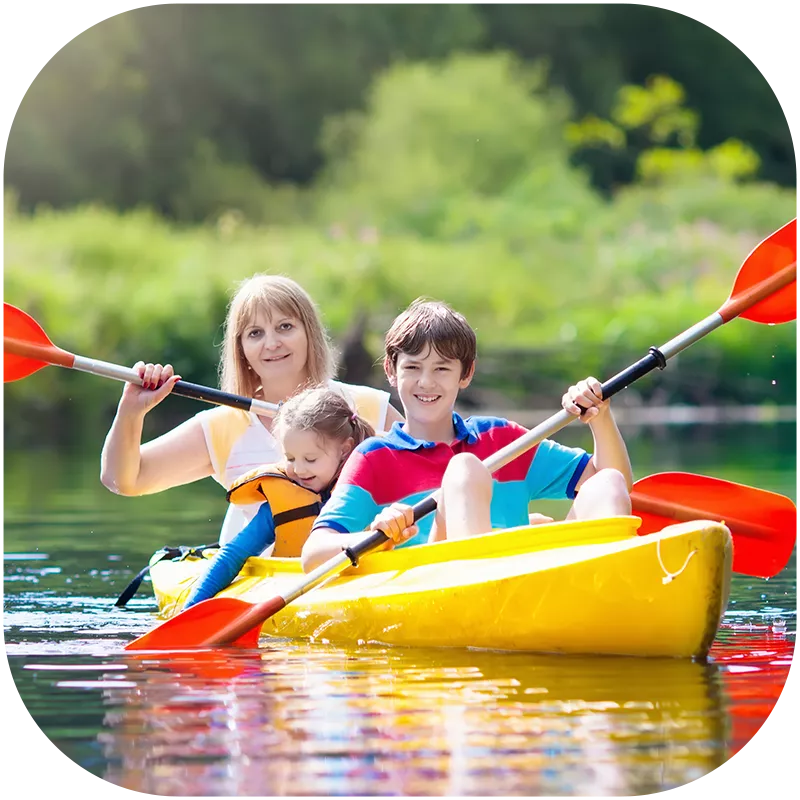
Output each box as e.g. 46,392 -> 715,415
79,645 -> 728,796
711,627 -> 795,756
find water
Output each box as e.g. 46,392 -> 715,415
3,423 -> 796,796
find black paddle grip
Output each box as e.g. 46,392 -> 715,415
171,379 -> 253,411
345,495 -> 440,566
598,347 -> 667,403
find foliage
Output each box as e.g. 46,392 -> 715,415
4,47 -> 795,445
317,53 -> 602,243
569,75 -> 762,187
5,181 -> 795,444
4,5 -> 793,221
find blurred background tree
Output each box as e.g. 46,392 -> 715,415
3,4 -> 795,444
5,4 -> 793,219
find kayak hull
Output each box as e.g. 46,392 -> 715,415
149,517 -> 733,658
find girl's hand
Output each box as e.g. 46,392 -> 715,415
528,512 -> 554,526
119,362 -> 181,415
562,377 -> 608,423
369,503 -> 418,548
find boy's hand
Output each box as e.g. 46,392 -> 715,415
562,377 -> 609,423
369,503 -> 418,548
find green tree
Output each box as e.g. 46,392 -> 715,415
317,53 -> 599,240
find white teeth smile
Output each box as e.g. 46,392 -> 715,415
416,395 -> 440,403
264,354 -> 290,362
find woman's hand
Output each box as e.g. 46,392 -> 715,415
119,362 -> 182,415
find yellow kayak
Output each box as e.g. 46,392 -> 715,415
149,516 -> 733,658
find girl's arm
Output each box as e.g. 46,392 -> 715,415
184,503 -> 276,608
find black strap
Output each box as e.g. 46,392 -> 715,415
272,502 -> 322,528
113,543 -> 219,608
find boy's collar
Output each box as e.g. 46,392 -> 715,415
385,412 -> 478,450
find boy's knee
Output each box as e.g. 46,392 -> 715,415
443,453 -> 491,493
590,468 -> 628,494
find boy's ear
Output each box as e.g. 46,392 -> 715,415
384,355 -> 397,387
459,362 -> 476,389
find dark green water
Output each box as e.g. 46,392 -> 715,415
3,422 -> 796,796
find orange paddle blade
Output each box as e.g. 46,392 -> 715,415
719,219 -> 796,324
125,597 -> 263,651
4,303 -> 75,381
632,472 -> 796,579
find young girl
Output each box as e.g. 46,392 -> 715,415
100,274 -> 402,543
183,386 -> 375,608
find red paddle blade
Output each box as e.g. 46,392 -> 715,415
723,219 -> 796,324
125,597 -> 263,651
632,472 -> 796,579
4,302 -> 76,380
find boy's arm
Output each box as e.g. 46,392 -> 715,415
564,377 -> 633,491
301,527 -> 374,572
303,502 -> 419,572
301,448 -> 383,572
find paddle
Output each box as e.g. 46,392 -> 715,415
125,218 -> 796,651
125,468 -> 796,651
3,303 -> 278,417
632,473 -> 796,579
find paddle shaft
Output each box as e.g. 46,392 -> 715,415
4,334 -> 278,417
241,261 -> 799,631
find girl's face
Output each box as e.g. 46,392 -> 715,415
240,305 -> 309,388
281,428 -> 353,493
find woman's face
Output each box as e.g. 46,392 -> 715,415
240,305 -> 310,389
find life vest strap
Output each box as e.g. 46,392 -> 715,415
272,502 -> 322,528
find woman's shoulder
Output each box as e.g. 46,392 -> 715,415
194,405 -> 258,439
328,379 -> 391,432
329,378 -> 390,399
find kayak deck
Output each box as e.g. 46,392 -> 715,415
149,516 -> 732,658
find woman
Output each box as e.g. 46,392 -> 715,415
100,274 -> 402,546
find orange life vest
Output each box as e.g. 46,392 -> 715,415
226,465 -> 322,557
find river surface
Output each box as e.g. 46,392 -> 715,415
3,422 -> 796,796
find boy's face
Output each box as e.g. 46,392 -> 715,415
392,346 -> 474,426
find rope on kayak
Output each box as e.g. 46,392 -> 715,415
656,539 -> 698,584
113,543 -> 220,608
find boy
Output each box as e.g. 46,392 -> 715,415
301,299 -> 632,572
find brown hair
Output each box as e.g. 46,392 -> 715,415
273,386 -> 375,450
219,275 -> 336,397
383,298 -> 477,380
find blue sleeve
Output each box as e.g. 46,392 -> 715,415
525,439 -> 591,500
184,502 -> 276,608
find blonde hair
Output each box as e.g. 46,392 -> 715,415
273,386 -> 375,449
219,275 -> 336,397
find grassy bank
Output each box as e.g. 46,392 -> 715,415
4,190 -> 795,446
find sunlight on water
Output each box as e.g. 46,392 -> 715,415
3,430 -> 796,796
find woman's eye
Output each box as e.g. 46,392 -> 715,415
278,322 -> 294,332
247,329 -> 263,338
306,459 -> 316,465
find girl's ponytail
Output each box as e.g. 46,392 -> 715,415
349,413 -> 375,446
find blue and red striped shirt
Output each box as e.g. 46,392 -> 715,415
312,413 -> 590,547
